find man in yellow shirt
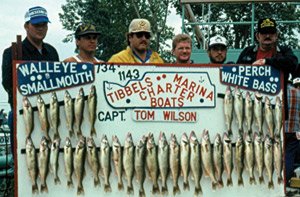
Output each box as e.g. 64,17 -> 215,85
108,18 -> 164,63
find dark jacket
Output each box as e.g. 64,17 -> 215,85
2,37 -> 59,108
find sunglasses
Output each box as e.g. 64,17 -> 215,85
133,32 -> 151,39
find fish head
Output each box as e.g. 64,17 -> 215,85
137,136 -> 146,148
124,132 -> 133,147
112,135 -> 121,147
181,132 -> 188,145
254,91 -> 263,101
65,137 -> 72,147
40,136 -> 49,150
236,134 -> 244,147
159,132 -> 167,147
189,131 -> 198,144
51,92 -> 57,101
90,85 -> 96,95
65,90 -> 71,99
223,132 -> 231,143
214,133 -> 222,146
264,134 -> 273,148
253,132 -> 262,142
87,137 -> 96,148
77,136 -> 86,148
170,133 -> 178,147
244,132 -> 252,143
26,137 -> 34,148
101,134 -> 109,148
23,96 -> 31,108
52,138 -> 61,150
202,129 -> 210,142
37,95 -> 44,105
79,87 -> 84,96
147,133 -> 155,149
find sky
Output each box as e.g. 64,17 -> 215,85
0,0 -> 181,112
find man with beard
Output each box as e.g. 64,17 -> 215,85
237,18 -> 298,119
108,18 -> 164,63
172,34 -> 193,63
64,24 -> 103,63
207,35 -> 228,64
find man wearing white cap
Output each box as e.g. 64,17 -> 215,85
1,6 -> 59,156
207,35 -> 229,64
108,18 -> 163,63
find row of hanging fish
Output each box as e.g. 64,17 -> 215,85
22,85 -> 97,141
223,86 -> 283,138
25,130 -> 283,196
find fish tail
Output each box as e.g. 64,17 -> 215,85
118,181 -> 124,191
40,183 -> 48,193
32,183 -> 39,194
183,180 -> 190,191
238,128 -> 244,136
54,176 -> 61,185
161,185 -> 168,195
69,129 -> 74,137
195,186 -> 203,196
152,184 -> 160,194
77,129 -> 82,138
77,185 -> 84,195
67,178 -> 73,188
94,177 -> 100,187
238,177 -> 244,186
139,188 -> 145,197
212,181 -> 217,190
218,178 -> 224,188
91,127 -> 97,137
228,129 -> 233,138
104,183 -> 112,192
259,176 -> 265,184
173,184 -> 181,195
278,176 -> 283,184
227,177 -> 233,187
127,186 -> 134,195
268,180 -> 274,189
250,176 -> 256,185
53,131 -> 60,140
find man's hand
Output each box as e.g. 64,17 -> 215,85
252,59 -> 266,65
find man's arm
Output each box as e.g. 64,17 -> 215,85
2,48 -> 12,96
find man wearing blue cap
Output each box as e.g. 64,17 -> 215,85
1,6 -> 59,157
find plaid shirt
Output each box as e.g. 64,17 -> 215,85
285,84 -> 300,133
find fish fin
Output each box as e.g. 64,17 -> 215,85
91,127 -> 97,137
195,186 -> 203,196
259,176 -> 264,184
161,185 -> 168,195
183,180 -> 190,191
40,183 -> 48,193
77,185 -> 84,195
173,184 -> 181,195
32,184 -> 39,194
94,177 -> 100,187
104,183 -> 112,192
54,176 -> 61,185
152,184 -> 160,194
127,186 -> 134,195
118,181 -> 124,191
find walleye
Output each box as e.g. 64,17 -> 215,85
135,135 -> 146,197
74,88 -> 84,137
224,86 -> 233,136
235,134 -> 244,186
100,135 -> 111,192
49,92 -> 60,139
37,95 -> 50,140
234,86 -> 244,135
189,131 -> 202,196
180,132 -> 190,190
264,96 -> 274,138
158,132 -> 169,195
23,96 -> 34,138
223,132 -> 233,186
87,137 -> 100,187
254,132 -> 264,184
39,136 -> 50,193
274,96 -> 283,136
25,137 -> 38,194
123,132 -> 134,195
64,137 -> 73,188
201,129 -> 218,190
274,135 -> 283,184
74,136 -> 86,195
146,132 -> 160,194
264,134 -> 274,189
169,133 -> 180,195
254,91 -> 263,135
244,132 -> 256,185
213,133 -> 223,188
87,85 -> 97,136
64,90 -> 74,137
244,91 -> 253,134
50,138 -> 61,184
112,135 -> 123,190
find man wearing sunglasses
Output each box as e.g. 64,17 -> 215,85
64,24 -> 103,63
108,18 -> 164,63
207,35 -> 229,64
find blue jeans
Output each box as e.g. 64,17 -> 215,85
285,133 -> 300,186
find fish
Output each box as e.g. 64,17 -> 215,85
39,136 -> 50,193
112,135 -> 123,190
180,132 -> 190,191
158,132 -> 169,195
274,135 -> 283,184
123,132 -> 134,195
37,95 -> 50,140
274,96 -> 283,136
189,131 -> 202,196
201,129 -> 218,190
100,134 -> 111,192
146,132 -> 160,194
244,91 -> 253,134
254,91 -> 263,135
254,132 -> 264,184
74,88 -> 84,137
23,96 -> 34,138
234,86 -> 244,135
135,135 -> 146,197
224,86 -> 233,136
235,134 -> 244,186
87,85 -> 97,136
264,134 -> 274,189
64,90 -> 74,137
223,132 -> 233,187
244,132 -> 256,185
25,137 -> 38,194
87,137 -> 100,187
64,137 -> 73,188
264,96 -> 274,138
49,92 -> 60,139
50,138 -> 61,184
74,136 -> 86,195
169,133 -> 180,195
213,133 -> 223,188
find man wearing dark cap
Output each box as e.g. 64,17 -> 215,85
1,6 -> 59,156
108,18 -> 163,63
64,24 -> 103,63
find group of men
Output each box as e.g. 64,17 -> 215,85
1,6 -> 300,190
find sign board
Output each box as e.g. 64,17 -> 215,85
15,62 -> 285,197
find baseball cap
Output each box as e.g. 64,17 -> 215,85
129,19 -> 151,33
208,35 -> 227,48
24,6 -> 50,24
257,18 -> 277,34
75,24 -> 101,38
293,78 -> 300,85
